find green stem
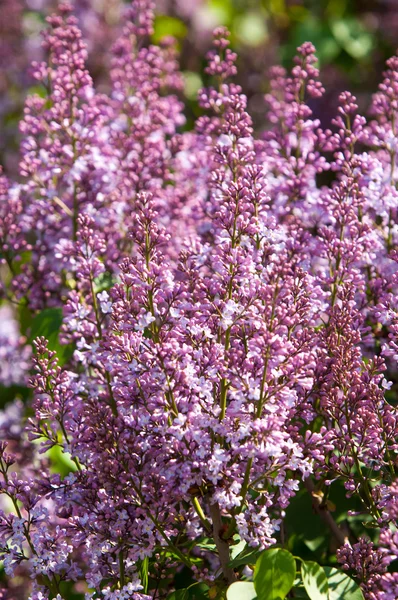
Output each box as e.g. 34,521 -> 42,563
59,420 -> 82,472
192,496 -> 212,532
119,550 -> 125,588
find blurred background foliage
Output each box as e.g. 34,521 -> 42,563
168,0 -> 398,131
2,0 -> 398,175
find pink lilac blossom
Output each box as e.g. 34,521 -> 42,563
1,2 -> 398,599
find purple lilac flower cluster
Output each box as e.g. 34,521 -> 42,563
1,2 -> 398,599
0,0 -> 204,177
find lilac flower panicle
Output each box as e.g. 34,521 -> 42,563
1,4 -> 398,600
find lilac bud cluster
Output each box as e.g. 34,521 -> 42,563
1,3 -> 398,599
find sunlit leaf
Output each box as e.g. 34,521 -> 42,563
323,567 -> 364,600
227,582 -> 257,600
301,561 -> 328,600
153,16 -> 187,43
167,582 -> 209,599
254,548 -> 296,600
229,544 -> 261,567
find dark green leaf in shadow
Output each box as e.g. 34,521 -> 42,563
29,308 -> 73,365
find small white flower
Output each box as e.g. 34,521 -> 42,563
221,299 -> 239,329
217,134 -> 233,147
381,377 -> 393,390
97,291 -> 112,314
135,312 -> 156,331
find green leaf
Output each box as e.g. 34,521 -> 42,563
303,536 -> 326,552
284,489 -> 328,557
291,586 -> 311,598
187,583 -> 209,599
29,307 -> 63,343
58,579 -> 85,600
323,567 -> 364,600
168,591 -> 188,600
207,0 -> 234,24
196,538 -> 217,552
152,16 -> 187,43
282,17 -> 339,65
168,583 -> 209,600
301,561 -> 328,600
47,444 -> 78,476
29,308 -> 73,365
227,582 -> 257,600
229,544 -> 261,567
18,301 -> 33,337
230,538 -> 247,559
8,250 -> 32,276
254,548 -> 296,600
93,271 -> 113,294
330,18 -> 373,59
183,71 -> 203,101
140,556 -> 149,593
0,384 -> 30,409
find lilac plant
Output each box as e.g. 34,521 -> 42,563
1,3 -> 398,600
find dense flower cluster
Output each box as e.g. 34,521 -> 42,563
1,2 -> 398,599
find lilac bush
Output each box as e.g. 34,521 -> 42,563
1,2 -> 398,599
